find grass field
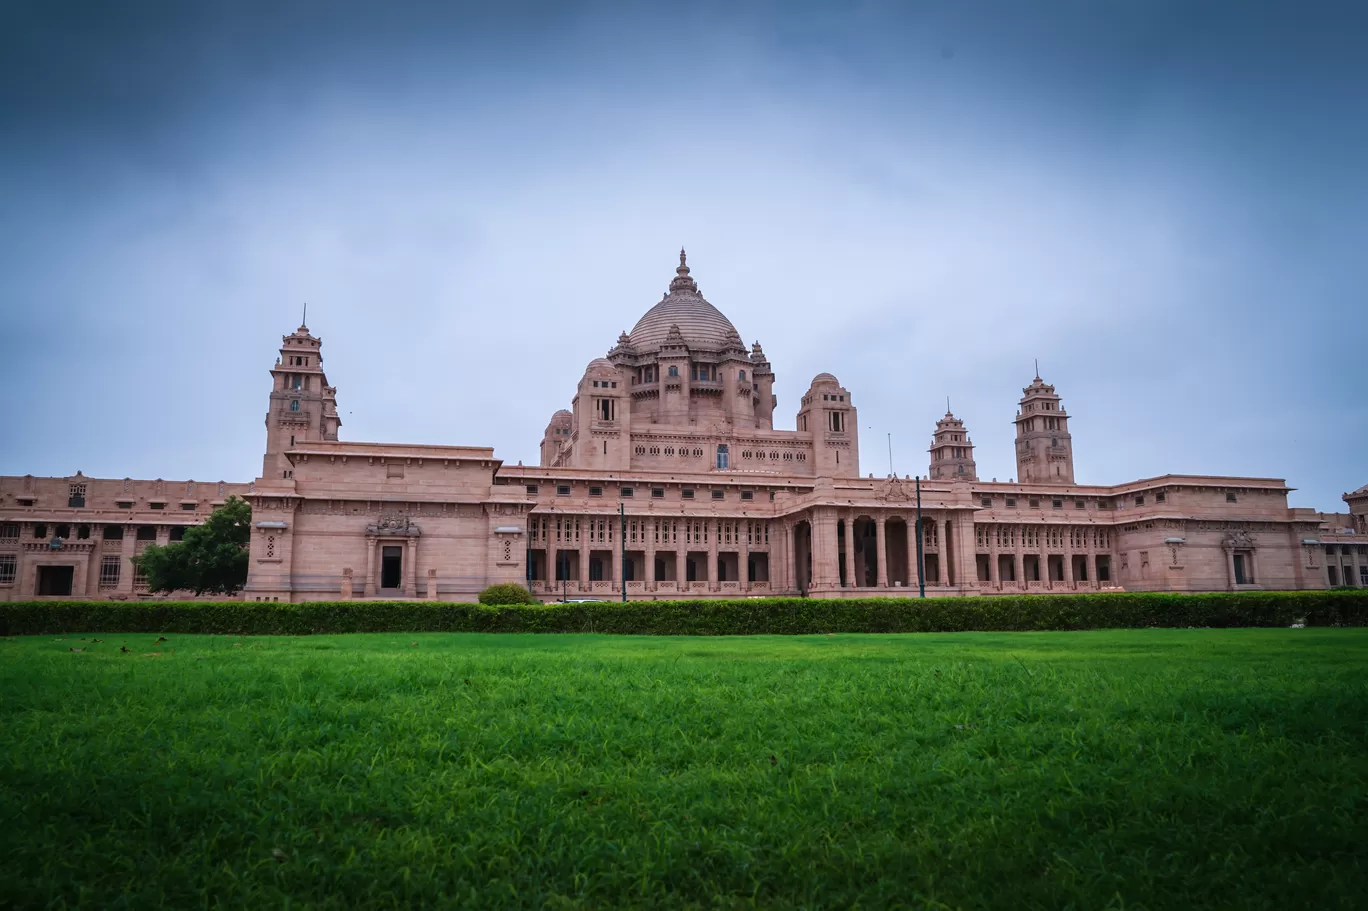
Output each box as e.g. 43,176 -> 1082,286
2,630 -> 1366,909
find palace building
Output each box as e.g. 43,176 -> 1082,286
2,251 -> 1366,601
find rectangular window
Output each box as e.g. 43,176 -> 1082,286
1052,499 -> 1062,509
682,489 -> 695,500
620,487 -> 634,498
1156,492 -> 1166,503
150,502 -> 165,510
1327,566 -> 1339,585
711,490 -> 724,500
1226,493 -> 1237,503
1074,500 -> 1086,509
181,502 -> 196,511
589,486 -> 603,497
103,524 -> 124,540
1005,498 -> 1016,507
117,500 -> 133,509
556,485 -> 571,496
1134,496 -> 1145,506
525,485 -> 539,495
651,487 -> 665,499
1096,500 -> 1109,509
0,523 -> 18,539
0,554 -> 15,584
980,497 -> 992,507
1029,498 -> 1040,508
741,491 -> 754,501
1360,565 -> 1368,586
169,527 -> 185,542
100,556 -> 121,586
17,498 -> 33,507
68,483 -> 87,508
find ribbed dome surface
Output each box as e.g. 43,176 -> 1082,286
629,296 -> 738,351
627,250 -> 740,352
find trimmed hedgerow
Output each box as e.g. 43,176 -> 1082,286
1,590 -> 1365,636
477,583 -> 538,606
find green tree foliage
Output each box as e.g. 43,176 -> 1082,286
134,496 -> 252,595
477,583 -> 538,605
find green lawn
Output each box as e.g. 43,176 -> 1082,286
2,631 -> 1366,909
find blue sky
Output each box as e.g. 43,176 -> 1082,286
2,1 -> 1364,510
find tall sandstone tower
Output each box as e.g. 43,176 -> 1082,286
1013,374 -> 1074,484
928,409 -> 978,480
262,322 -> 341,480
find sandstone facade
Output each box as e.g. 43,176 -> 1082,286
2,251 -> 1364,600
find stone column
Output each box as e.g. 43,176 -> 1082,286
1013,534 -> 1025,590
740,521 -> 751,593
117,525 -> 136,595
874,515 -> 889,589
988,524 -> 999,589
404,536 -> 418,597
843,514 -> 856,588
364,537 -> 376,597
1040,530 -> 1050,589
675,520 -> 687,588
1088,553 -> 1098,589
943,519 -> 954,586
1063,526 -> 1075,588
1225,547 -> 1237,591
907,514 -> 920,592
579,516 -> 590,593
645,519 -> 657,591
426,568 -> 437,600
707,518 -> 719,591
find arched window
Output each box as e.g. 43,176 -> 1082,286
290,400 -> 300,412
716,444 -> 729,470
739,370 -> 746,381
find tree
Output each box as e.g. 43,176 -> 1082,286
135,496 -> 252,595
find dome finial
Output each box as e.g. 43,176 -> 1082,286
669,247 -> 698,294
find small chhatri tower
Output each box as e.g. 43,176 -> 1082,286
1014,370 -> 1074,484
928,406 -> 978,480
262,318 -> 341,480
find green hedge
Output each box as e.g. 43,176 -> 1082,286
2,591 -> 1366,636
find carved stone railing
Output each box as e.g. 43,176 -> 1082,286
655,581 -> 678,592
751,581 -> 770,592
719,581 -> 741,592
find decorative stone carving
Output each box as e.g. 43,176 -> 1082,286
1221,530 -> 1255,550
366,514 -> 421,537
875,476 -> 913,502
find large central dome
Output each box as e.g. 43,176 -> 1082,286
627,250 -> 740,352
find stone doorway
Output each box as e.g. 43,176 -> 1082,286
380,546 -> 403,589
37,565 -> 74,596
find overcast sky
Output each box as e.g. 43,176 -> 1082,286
2,1 -> 1364,511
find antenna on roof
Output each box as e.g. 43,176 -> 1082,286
1034,357 -> 1039,378
302,302 -> 308,327
947,396 -> 950,414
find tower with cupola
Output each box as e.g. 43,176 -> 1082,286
1013,372 -> 1074,484
928,408 -> 978,480
262,321 -> 340,480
